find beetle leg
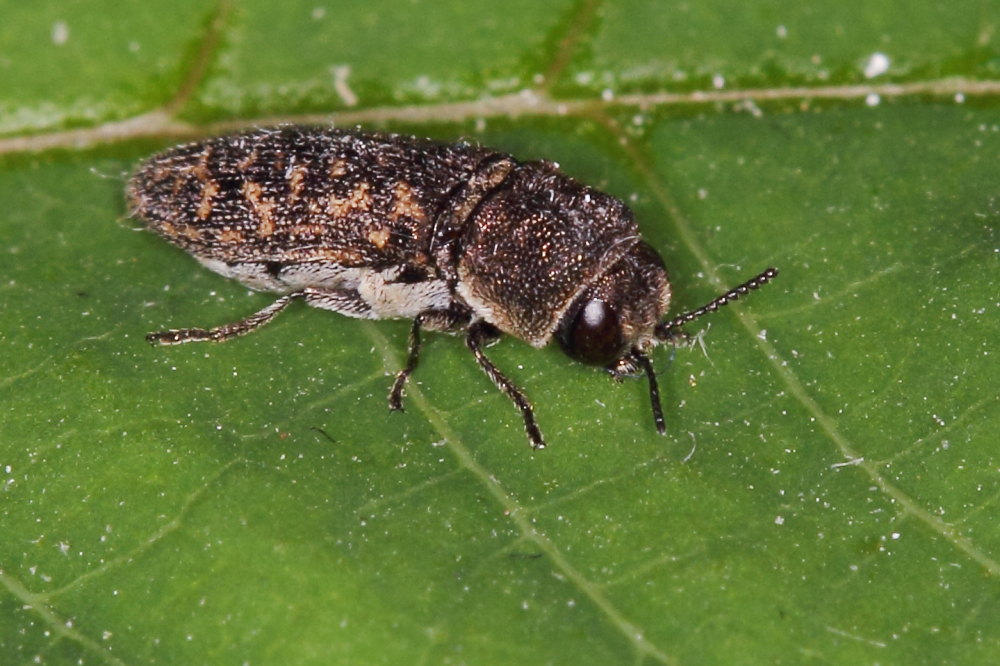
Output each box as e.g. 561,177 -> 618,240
388,308 -> 471,412
388,314 -> 425,412
608,355 -> 640,381
146,287 -> 368,345
632,351 -> 666,435
146,290 -> 310,344
466,321 -> 547,450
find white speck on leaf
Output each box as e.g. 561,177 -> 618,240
863,52 -> 890,78
52,21 -> 69,45
831,457 -> 865,469
331,65 -> 358,107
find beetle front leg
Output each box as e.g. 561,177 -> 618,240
466,321 -> 547,450
610,350 -> 666,436
632,351 -> 666,435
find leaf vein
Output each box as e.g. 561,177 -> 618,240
39,457 -> 244,599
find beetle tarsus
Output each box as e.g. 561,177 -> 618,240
466,322 -> 546,450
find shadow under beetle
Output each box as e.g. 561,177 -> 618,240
128,126 -> 777,449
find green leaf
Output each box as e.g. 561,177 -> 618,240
2,1 -> 998,663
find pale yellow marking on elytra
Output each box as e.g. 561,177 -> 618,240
242,180 -> 278,236
389,181 -> 427,222
196,180 -> 220,220
326,182 -> 371,217
329,158 -> 348,178
217,227 -> 245,244
368,226 -> 391,249
288,163 -> 309,202
236,149 -> 258,170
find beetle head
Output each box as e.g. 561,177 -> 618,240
556,240 -> 671,366
557,245 -> 778,435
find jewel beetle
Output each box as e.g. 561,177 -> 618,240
128,126 -> 777,449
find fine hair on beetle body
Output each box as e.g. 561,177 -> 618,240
128,125 -> 778,449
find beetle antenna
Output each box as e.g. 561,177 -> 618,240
655,267 -> 778,340
633,351 -> 666,435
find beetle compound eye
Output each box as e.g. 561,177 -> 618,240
557,298 -> 626,366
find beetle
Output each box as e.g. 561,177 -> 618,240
127,126 -> 776,449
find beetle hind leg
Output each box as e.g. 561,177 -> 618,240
146,290 -> 309,345
146,287 -> 369,345
466,321 -> 547,450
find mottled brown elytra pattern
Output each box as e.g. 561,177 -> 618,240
128,126 -> 777,449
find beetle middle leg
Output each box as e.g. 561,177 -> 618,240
466,321 -> 546,450
388,308 -> 470,412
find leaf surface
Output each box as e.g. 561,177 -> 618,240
1,1 -> 998,663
